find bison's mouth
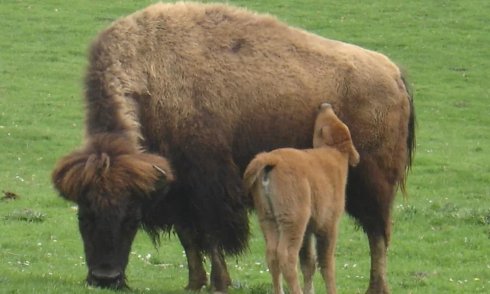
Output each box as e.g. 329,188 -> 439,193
86,269 -> 127,290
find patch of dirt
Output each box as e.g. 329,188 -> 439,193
1,190 -> 20,201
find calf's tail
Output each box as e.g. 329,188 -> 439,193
243,153 -> 280,214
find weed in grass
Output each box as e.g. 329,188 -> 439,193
5,209 -> 46,223
247,283 -> 274,294
397,203 -> 419,220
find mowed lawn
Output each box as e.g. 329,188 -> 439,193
0,0 -> 488,293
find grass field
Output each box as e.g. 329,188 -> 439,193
0,0 -> 489,293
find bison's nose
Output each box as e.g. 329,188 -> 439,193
87,268 -> 125,289
91,268 -> 122,280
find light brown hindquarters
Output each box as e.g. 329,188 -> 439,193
244,105 -> 359,294
246,149 -> 347,294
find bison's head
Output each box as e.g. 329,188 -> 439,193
52,134 -> 174,289
313,103 -> 360,166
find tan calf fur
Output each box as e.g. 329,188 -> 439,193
244,104 -> 359,294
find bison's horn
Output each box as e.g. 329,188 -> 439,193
153,165 -> 167,176
152,165 -> 170,192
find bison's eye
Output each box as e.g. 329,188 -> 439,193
77,205 -> 96,228
78,213 -> 93,222
122,216 -> 140,231
78,213 -> 94,228
122,207 -> 142,231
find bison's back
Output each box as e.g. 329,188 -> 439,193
90,2 -> 409,162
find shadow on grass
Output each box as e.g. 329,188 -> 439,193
2,273 -> 212,294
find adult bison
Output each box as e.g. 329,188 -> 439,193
52,2 -> 415,294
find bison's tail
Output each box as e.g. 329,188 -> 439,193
399,71 -> 416,196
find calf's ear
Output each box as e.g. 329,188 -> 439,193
338,124 -> 360,167
348,145 -> 360,167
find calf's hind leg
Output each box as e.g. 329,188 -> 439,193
259,218 -> 283,294
277,221 -> 308,294
299,232 -> 316,294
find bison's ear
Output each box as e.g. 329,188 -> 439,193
51,150 -> 88,202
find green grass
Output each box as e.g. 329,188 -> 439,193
1,0 -> 489,293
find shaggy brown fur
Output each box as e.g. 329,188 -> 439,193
52,2 -> 415,292
52,133 -> 174,208
244,104 -> 359,294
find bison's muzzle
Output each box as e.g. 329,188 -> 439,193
87,268 -> 127,290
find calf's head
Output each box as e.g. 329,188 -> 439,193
313,103 -> 360,166
52,134 -> 174,289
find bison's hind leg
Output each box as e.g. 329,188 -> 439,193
346,158 -> 396,294
366,232 -> 390,294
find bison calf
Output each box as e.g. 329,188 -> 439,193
244,103 -> 359,294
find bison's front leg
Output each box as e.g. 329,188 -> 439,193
210,246 -> 231,293
175,226 -> 207,291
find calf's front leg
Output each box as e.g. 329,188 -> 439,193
316,228 -> 338,294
